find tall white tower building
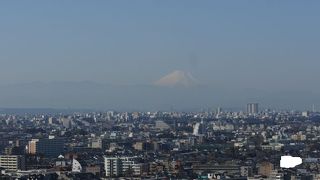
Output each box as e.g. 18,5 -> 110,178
247,103 -> 259,115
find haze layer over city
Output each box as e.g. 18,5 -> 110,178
1,1 -> 320,111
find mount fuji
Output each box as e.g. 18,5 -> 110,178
154,70 -> 199,87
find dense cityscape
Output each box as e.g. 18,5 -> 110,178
1,1 -> 320,179
0,104 -> 320,179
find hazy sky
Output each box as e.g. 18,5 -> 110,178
0,1 -> 320,110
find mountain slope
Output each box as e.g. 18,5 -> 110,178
154,70 -> 198,87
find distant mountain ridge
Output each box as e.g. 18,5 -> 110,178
0,80 -> 317,111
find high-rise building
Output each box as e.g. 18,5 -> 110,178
193,122 -> 204,136
48,117 -> 55,125
247,103 -> 259,115
104,157 -> 121,177
104,156 -> 142,177
0,155 -> 26,171
27,137 -> 65,157
61,118 -> 72,129
28,139 -> 39,155
217,107 -> 222,114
